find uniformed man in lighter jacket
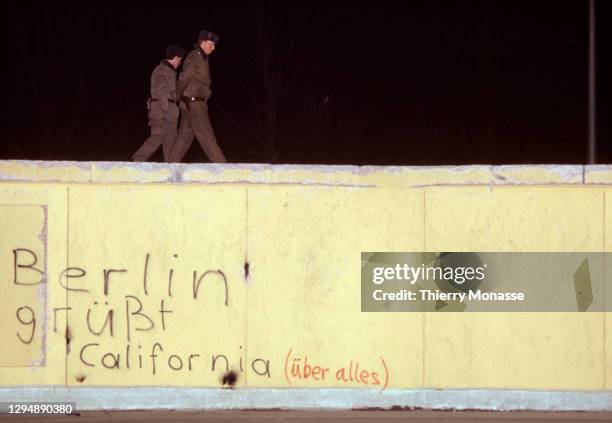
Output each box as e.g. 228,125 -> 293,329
169,30 -> 227,163
132,45 -> 185,162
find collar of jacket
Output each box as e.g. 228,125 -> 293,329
160,60 -> 177,72
194,44 -> 209,61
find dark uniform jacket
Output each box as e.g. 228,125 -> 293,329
177,46 -> 212,102
150,61 -> 178,112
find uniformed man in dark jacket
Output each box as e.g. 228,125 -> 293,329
132,45 -> 185,162
169,30 -> 227,163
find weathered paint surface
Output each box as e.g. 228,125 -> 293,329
0,161 -> 611,409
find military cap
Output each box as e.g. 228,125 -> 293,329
165,45 -> 185,59
198,30 -> 220,44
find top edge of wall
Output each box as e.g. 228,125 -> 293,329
0,160 -> 610,187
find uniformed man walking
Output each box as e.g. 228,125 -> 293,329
132,45 -> 185,162
169,30 -> 227,163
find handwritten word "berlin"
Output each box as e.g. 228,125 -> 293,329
12,249 -> 227,301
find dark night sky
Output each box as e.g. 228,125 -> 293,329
4,1 -> 611,164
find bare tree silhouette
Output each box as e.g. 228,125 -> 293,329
10,3 -> 116,159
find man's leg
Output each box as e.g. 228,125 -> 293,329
132,116 -> 164,162
162,106 -> 179,162
190,103 -> 227,163
169,109 -> 195,163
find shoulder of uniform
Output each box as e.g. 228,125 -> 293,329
152,64 -> 164,75
184,49 -> 203,66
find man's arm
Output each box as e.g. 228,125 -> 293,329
177,55 -> 198,98
151,67 -> 170,111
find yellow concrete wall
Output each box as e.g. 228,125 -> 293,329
0,161 -> 610,392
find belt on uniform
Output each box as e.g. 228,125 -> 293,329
181,95 -> 207,102
180,95 -> 207,110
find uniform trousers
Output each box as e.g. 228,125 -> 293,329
169,102 -> 226,163
132,104 -> 179,162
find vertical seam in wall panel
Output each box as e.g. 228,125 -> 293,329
65,187 -> 70,387
422,189 -> 426,387
245,187 -> 249,388
604,190 -> 607,390
41,205 -> 48,367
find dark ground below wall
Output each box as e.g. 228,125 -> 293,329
2,410 -> 612,423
